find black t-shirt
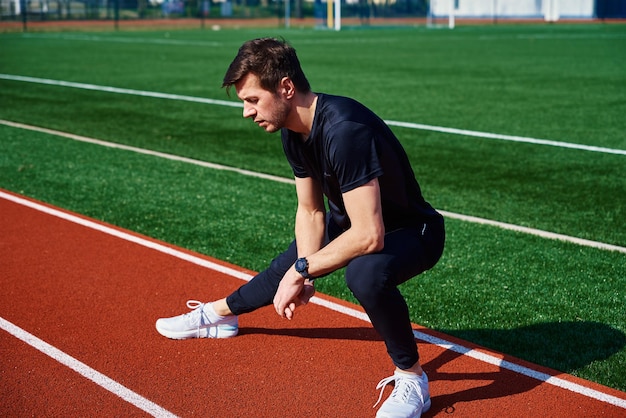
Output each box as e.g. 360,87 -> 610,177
282,93 -> 441,232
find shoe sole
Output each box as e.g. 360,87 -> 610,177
423,397 -> 431,413
375,396 -> 431,418
155,323 -> 239,340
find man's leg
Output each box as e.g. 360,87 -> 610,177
226,213 -> 342,315
345,220 -> 444,418
346,220 -> 443,367
155,240 -> 298,339
226,240 -> 297,315
345,227 -> 431,369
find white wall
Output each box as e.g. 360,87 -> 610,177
431,0 -> 595,19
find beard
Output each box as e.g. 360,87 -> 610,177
258,97 -> 291,133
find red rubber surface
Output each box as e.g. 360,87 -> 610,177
1,190 -> 625,417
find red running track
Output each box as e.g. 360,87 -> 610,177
1,189 -> 625,417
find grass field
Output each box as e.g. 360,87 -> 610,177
1,23 -> 625,392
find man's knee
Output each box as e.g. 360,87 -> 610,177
345,256 -> 387,302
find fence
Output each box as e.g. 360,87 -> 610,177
1,0 -> 623,30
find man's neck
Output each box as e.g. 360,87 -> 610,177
285,92 -> 318,139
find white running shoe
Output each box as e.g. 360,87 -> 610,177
155,300 -> 238,339
374,371 -> 431,418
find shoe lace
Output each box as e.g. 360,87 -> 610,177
373,374 -> 424,409
184,300 -> 208,338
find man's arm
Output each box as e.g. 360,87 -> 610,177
273,178 -> 385,319
306,178 -> 385,275
271,176 -> 324,320
293,176 -> 326,258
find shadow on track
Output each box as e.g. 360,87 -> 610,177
239,326 -> 383,341
423,321 -> 626,415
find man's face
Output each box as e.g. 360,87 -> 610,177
235,73 -> 291,134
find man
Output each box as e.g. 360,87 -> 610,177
156,37 -> 445,418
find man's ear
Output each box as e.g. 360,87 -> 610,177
279,77 -> 296,99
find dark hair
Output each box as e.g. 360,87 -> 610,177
222,37 -> 311,95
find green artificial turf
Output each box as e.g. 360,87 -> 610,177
1,23 -> 624,390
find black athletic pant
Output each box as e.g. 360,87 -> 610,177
226,214 -> 445,370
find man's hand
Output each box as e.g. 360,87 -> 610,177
273,268 -> 315,320
299,280 -> 316,305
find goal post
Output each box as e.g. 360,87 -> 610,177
427,0 -> 456,29
318,0 -> 580,31
323,0 -> 341,31
319,0 -> 455,31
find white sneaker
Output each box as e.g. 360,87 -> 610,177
155,300 -> 238,339
374,371 -> 431,418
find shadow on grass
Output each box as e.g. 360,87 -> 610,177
440,321 -> 626,374
423,321 -> 626,415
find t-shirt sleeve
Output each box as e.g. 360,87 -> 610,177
327,121 -> 384,193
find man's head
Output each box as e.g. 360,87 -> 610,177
222,38 -> 310,96
223,38 -> 312,134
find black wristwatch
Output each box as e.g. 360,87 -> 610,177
295,257 -> 314,280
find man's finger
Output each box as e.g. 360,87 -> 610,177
273,296 -> 285,317
286,302 -> 296,320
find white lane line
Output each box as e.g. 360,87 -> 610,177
0,74 -> 242,109
0,316 -> 179,418
21,33 -> 224,46
16,32 -> 626,45
385,120 -> 626,155
2,118 -> 624,254
1,73 -> 624,156
0,119 -> 294,185
1,190 -> 625,410
437,210 -> 626,254
413,328 -> 626,409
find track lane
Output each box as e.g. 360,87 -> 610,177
1,191 -> 625,417
1,327 -> 156,417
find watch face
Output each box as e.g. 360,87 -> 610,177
296,258 -> 307,272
